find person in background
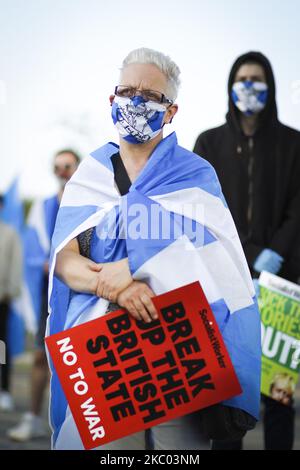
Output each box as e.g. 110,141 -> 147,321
7,149 -> 80,441
193,51 -> 300,450
0,194 -> 23,411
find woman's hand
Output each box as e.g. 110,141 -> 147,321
95,258 -> 133,302
117,280 -> 158,323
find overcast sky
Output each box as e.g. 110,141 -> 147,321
1,0 -> 300,197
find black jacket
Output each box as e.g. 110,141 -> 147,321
193,52 -> 300,281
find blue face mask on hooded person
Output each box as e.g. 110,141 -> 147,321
231,80 -> 268,116
111,95 -> 167,144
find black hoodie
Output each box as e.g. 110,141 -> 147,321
193,52 -> 300,281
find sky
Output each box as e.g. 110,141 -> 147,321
0,0 -> 300,197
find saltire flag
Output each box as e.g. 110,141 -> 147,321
47,132 -> 261,449
2,178 -> 59,354
23,194 -> 59,333
2,177 -> 24,232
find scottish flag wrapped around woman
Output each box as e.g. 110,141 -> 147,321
47,129 -> 261,449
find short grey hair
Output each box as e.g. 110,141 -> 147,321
121,47 -> 181,101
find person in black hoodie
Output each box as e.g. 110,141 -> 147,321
194,52 -> 300,450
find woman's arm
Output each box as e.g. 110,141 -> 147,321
55,238 -> 101,294
56,239 -> 157,321
55,238 -> 133,299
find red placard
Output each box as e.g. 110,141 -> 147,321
46,281 -> 241,449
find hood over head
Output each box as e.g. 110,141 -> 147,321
226,51 -> 278,134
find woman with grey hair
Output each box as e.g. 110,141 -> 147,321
47,48 -> 261,450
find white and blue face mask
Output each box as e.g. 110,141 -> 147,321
231,80 -> 268,116
111,95 -> 167,144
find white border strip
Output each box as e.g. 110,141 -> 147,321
259,271 -> 300,303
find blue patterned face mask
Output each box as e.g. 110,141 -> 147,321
231,80 -> 268,116
111,95 -> 167,144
